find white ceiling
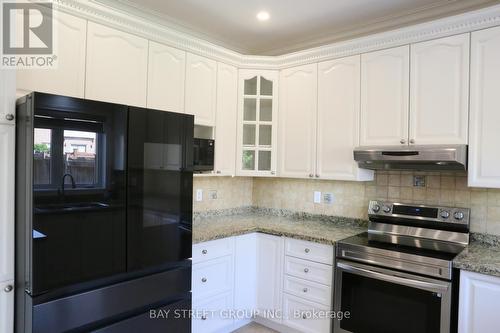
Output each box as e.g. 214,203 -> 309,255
104,0 -> 499,55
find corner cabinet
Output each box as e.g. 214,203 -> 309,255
85,22 -> 148,107
409,33 -> 470,145
185,53 -> 217,126
458,271 -> 500,333
468,26 -> 500,188
236,70 -> 279,177
214,63 -> 238,176
360,45 -> 410,146
147,42 -> 186,112
278,64 -> 318,179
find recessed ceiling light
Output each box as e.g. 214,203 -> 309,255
256,11 -> 270,21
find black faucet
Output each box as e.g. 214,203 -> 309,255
59,173 -> 76,196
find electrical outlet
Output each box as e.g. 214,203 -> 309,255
196,189 -> 203,202
324,193 -> 334,205
413,176 -> 426,187
313,191 -> 322,204
209,190 -> 218,200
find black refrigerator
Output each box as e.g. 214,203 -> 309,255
15,92 -> 193,333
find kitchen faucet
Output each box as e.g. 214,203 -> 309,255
59,173 -> 76,196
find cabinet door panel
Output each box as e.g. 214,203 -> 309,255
360,46 -> 410,146
215,63 -> 238,175
16,11 -> 87,98
147,42 -> 186,112
459,271 -> 500,333
0,125 -> 14,282
85,22 -> 148,107
0,280 -> 14,333
469,26 -> 500,188
256,234 -> 284,323
279,64 -> 317,178
185,53 -> 217,126
317,56 -> 373,181
410,34 -> 470,145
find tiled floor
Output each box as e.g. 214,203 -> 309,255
233,322 -> 278,333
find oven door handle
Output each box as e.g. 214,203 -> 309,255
337,262 -> 449,293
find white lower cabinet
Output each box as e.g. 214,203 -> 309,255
283,294 -> 331,333
458,271 -> 500,333
193,234 -> 333,333
0,280 -> 14,333
192,237 -> 235,333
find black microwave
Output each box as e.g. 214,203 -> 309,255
193,138 -> 215,171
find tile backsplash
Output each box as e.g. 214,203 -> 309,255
194,172 -> 500,235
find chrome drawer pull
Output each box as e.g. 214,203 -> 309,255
303,288 -> 308,293
201,277 -> 207,283
202,249 -> 207,254
304,268 -> 309,273
304,248 -> 310,253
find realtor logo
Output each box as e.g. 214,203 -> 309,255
1,1 -> 57,68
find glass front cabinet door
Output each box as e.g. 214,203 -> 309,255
237,70 -> 279,176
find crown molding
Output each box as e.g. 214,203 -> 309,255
53,0 -> 500,69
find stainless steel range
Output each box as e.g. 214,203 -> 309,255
334,201 -> 470,333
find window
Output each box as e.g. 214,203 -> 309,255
34,114 -> 104,190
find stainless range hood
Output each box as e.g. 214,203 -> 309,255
353,145 -> 467,171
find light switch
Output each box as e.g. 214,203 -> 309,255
313,191 -> 321,204
324,193 -> 334,204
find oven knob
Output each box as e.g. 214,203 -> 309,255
372,204 -> 381,213
454,211 -> 465,221
440,211 -> 450,219
382,205 -> 391,213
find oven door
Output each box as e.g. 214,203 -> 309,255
334,259 -> 451,333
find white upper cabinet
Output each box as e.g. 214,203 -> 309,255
410,34 -> 470,145
0,125 -> 15,283
469,26 -> 500,188
360,45 -> 410,146
185,53 -> 217,126
215,63 -> 238,176
237,70 -> 279,177
279,64 -> 318,178
147,42 -> 186,112
16,11 -> 87,98
317,56 -> 373,181
85,22 -> 148,107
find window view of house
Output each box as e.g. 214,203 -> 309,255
63,130 -> 98,185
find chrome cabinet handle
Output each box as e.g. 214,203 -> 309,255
5,114 -> 14,121
201,277 -> 207,283
302,314 -> 307,319
308,174 -> 313,178
304,268 -> 309,273
216,170 -> 221,174
201,315 -> 207,320
409,139 -> 415,144
303,288 -> 308,293
400,139 -> 406,144
4,285 -> 13,292
304,248 -> 310,253
202,249 -> 207,254
315,174 -> 319,178
271,171 -> 275,175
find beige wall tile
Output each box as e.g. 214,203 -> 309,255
441,176 -> 456,190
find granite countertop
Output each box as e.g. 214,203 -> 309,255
453,234 -> 500,278
193,209 -> 366,245
194,208 -> 500,278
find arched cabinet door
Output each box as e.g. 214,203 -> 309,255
409,33 -> 470,145
184,53 -> 217,126
360,45 -> 410,146
236,70 -> 279,177
85,22 -> 148,107
278,64 -> 317,179
147,42 -> 186,112
16,11 -> 87,98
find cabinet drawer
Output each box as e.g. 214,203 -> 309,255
283,275 -> 332,307
192,292 -> 234,333
283,294 -> 331,333
193,256 -> 233,300
193,237 -> 234,263
285,238 -> 333,265
284,256 -> 333,286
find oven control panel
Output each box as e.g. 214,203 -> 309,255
368,200 -> 470,226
